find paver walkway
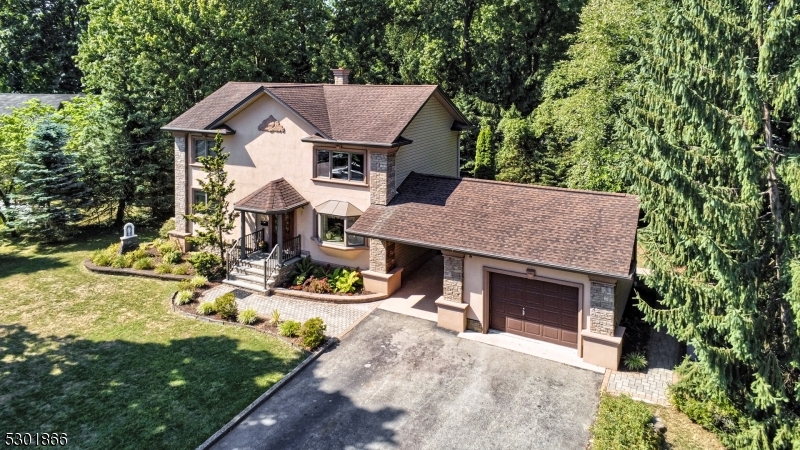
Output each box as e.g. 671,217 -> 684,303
606,328 -> 680,405
201,285 -> 380,337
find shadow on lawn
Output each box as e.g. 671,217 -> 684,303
0,325 -> 402,450
0,252 -> 69,278
0,324 -> 303,450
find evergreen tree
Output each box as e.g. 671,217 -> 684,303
625,0 -> 800,447
472,122 -> 495,180
183,135 -> 239,262
10,119 -> 91,241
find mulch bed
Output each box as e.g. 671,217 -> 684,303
84,259 -> 193,281
170,290 -> 313,352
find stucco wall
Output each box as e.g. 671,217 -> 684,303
187,93 -> 371,269
462,256 -> 596,354
395,96 -> 459,185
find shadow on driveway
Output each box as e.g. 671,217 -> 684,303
212,310 -> 603,450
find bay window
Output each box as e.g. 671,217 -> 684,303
317,214 -> 365,247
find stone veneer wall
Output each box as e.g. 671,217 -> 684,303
174,136 -> 188,233
590,281 -> 616,336
443,254 -> 464,302
369,238 -> 395,273
369,152 -> 396,205
466,318 -> 482,332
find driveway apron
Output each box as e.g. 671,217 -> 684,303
211,309 -> 603,450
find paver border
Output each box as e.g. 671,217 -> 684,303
193,299 -> 376,450
84,259 -> 193,281
272,287 -> 388,303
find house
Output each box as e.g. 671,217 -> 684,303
162,69 -> 640,370
0,93 -> 82,114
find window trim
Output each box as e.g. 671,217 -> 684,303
313,147 -> 367,184
191,189 -> 208,213
314,211 -> 366,248
191,137 -> 217,163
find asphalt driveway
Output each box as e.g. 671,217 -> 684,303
212,309 -> 603,450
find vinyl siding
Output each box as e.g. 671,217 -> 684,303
395,97 -> 459,186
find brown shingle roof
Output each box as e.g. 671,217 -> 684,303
347,173 -> 640,279
163,82 -> 458,146
234,178 -> 308,214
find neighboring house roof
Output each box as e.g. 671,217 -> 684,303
0,93 -> 82,114
234,178 -> 309,214
347,173 -> 640,279
162,82 -> 470,147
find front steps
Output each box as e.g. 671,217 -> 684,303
223,255 -> 300,294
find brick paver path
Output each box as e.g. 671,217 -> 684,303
606,328 -> 680,405
200,285 -> 380,337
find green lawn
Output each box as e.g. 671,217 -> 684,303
0,228 -> 305,450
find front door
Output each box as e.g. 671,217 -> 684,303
271,211 -> 295,246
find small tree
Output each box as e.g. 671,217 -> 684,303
183,134 -> 238,261
472,122 -> 495,180
10,118 -> 91,241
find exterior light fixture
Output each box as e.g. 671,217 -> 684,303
526,268 -> 536,279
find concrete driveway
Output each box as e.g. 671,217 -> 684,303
212,310 -> 603,450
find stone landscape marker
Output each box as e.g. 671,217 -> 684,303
119,222 -> 139,254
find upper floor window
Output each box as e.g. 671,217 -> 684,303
315,149 -> 365,182
193,138 -> 217,163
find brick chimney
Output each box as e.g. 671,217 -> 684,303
331,68 -> 351,85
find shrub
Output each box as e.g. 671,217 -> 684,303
299,317 -> 326,349
159,218 -> 176,238
623,351 -> 648,371
171,263 -> 190,275
177,280 -> 193,292
288,256 -> 318,284
111,255 -> 128,268
123,247 -> 147,266
214,292 -> 237,320
196,301 -> 216,315
187,251 -> 223,278
330,267 -> 362,294
156,239 -> 181,256
175,290 -> 193,305
301,276 -> 332,294
91,250 -> 112,266
162,251 -> 182,264
132,257 -> 154,270
590,394 -> 661,450
271,309 -> 281,325
279,320 -> 301,337
154,263 -> 173,274
238,308 -> 258,325
189,275 -> 208,289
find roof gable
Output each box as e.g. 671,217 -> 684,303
163,82 -> 468,146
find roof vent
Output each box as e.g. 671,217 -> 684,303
331,68 -> 351,85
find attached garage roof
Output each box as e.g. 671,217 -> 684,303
234,178 -> 308,214
347,173 -> 640,279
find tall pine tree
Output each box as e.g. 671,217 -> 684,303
625,0 -> 800,447
472,122 -> 495,180
10,119 -> 91,241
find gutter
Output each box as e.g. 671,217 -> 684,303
347,229 -> 634,281
233,202 -> 309,215
161,126 -> 235,135
300,136 -> 413,148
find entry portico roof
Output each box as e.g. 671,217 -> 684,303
234,178 -> 308,214
347,173 -> 640,279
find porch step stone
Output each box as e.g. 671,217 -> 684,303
229,272 -> 274,286
222,278 -> 271,295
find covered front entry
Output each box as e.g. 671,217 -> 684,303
489,272 -> 580,348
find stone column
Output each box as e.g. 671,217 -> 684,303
369,238 -> 395,273
174,135 -> 188,233
589,281 -> 616,336
442,253 -> 464,303
369,151 -> 397,205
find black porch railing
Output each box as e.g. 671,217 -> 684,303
243,228 -> 264,256
282,235 -> 301,263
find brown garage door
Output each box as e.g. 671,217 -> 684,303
489,273 -> 580,348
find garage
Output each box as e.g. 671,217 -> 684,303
489,272 -> 580,348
